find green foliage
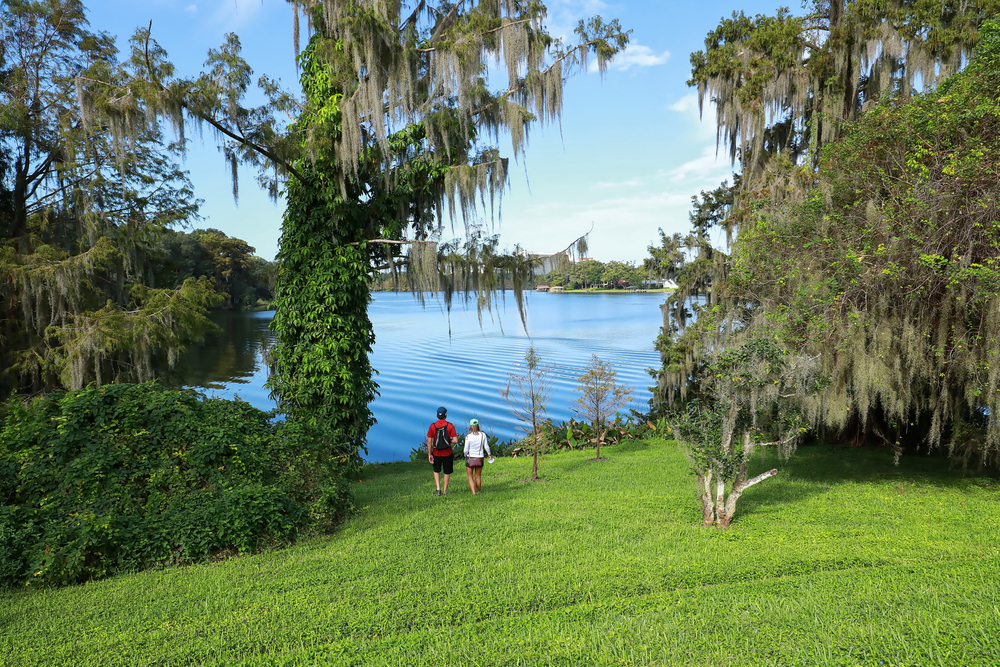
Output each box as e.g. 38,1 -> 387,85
150,228 -> 276,311
599,260 -> 643,288
648,182 -> 737,412
0,1 -> 224,401
0,383 -> 351,587
265,35 -> 446,469
2,444 -> 999,665
723,18 -> 1000,460
663,13 -> 1000,469
664,336 -> 823,526
520,414 -> 669,453
188,229 -> 271,310
690,0 -> 1000,180
643,229 -> 686,282
543,258 -> 647,290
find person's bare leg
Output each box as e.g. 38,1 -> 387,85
442,473 -> 450,495
433,471 -> 441,493
467,466 -> 476,494
475,467 -> 483,493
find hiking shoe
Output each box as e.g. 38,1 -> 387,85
433,489 -> 442,495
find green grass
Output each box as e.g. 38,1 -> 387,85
2,441 -> 999,666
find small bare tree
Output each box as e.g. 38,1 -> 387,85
501,346 -> 553,480
574,354 -> 635,460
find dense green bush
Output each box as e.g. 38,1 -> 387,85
0,383 -> 351,587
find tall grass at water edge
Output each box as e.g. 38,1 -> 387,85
2,440 -> 999,666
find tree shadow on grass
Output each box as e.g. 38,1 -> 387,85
733,477 -> 831,521
760,444 -> 1000,487
732,444 -> 1000,522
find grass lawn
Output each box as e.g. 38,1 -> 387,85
2,440 -> 998,666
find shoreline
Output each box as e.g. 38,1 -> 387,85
539,288 -> 675,294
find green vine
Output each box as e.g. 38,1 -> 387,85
266,36 -> 447,469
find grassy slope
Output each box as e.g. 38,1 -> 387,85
2,441 -> 999,667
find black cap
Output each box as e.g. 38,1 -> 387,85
437,406 -> 447,418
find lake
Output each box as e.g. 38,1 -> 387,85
176,291 -> 667,462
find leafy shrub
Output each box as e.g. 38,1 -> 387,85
0,383 -> 352,587
537,415 -> 668,450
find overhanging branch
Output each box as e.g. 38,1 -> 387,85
140,23 -> 306,185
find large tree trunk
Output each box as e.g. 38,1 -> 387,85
13,152 -> 30,253
702,467 -> 779,527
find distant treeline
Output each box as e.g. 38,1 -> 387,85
372,255 -> 673,292
541,259 -> 652,290
153,228 -> 275,312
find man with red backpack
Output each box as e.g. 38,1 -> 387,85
426,406 -> 458,495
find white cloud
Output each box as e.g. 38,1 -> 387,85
668,92 -> 699,114
588,43 -> 670,74
184,4 -> 197,13
668,92 -> 720,142
662,95 -> 734,187
613,44 -> 670,71
661,145 -> 731,186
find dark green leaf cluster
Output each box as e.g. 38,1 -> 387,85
0,383 -> 351,587
0,1 -> 226,400
152,228 -> 276,311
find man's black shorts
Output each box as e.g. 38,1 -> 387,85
432,454 -> 454,475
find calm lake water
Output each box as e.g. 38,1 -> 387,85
176,291 -> 666,462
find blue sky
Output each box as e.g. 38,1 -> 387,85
85,0 -> 780,262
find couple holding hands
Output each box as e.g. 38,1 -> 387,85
426,406 -> 493,496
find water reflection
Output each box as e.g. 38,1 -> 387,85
173,311 -> 276,407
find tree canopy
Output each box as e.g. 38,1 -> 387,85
0,0 -> 223,400
691,0 -> 1000,178
656,9 -> 1000,471
726,24 -> 1000,460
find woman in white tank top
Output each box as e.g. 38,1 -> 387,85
463,419 -> 492,495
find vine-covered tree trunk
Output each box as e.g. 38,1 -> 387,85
268,170 -> 377,471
